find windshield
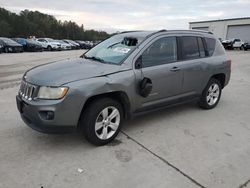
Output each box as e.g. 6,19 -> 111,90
55,40 -> 66,44
0,38 -> 17,44
84,34 -> 143,64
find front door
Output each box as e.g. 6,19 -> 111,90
138,36 -> 183,105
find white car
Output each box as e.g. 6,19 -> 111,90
36,38 -> 61,51
55,40 -> 71,50
232,39 -> 245,49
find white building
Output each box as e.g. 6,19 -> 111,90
189,17 -> 250,42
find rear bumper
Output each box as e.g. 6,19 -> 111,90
16,95 -> 77,134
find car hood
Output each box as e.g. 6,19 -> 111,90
25,58 -> 129,86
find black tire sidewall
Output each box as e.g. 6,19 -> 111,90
199,78 -> 222,109
47,46 -> 52,51
80,98 -> 124,145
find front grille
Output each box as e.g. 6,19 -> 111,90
19,81 -> 38,101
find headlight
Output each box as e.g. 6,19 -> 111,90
37,86 -> 68,99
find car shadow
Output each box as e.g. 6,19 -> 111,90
122,101 -> 199,132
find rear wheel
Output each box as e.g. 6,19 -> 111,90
79,98 -> 123,145
199,78 -> 222,109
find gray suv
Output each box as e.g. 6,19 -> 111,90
16,30 -> 231,145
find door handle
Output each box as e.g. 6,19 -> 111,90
170,66 -> 181,72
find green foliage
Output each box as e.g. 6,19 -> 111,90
0,7 -> 110,40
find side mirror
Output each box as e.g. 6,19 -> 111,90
139,77 -> 152,97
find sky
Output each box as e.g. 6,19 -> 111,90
0,0 -> 250,33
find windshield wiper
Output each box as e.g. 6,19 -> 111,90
107,42 -> 120,49
83,54 -> 106,63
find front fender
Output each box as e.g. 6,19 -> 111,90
64,70 -> 137,121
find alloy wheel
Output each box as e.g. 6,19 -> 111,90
95,106 -> 120,140
206,83 -> 220,106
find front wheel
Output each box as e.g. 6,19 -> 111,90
4,47 -> 9,53
199,78 -> 222,109
47,46 -> 52,51
79,98 -> 123,145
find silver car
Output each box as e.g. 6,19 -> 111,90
16,30 -> 231,145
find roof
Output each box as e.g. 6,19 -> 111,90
189,17 -> 250,24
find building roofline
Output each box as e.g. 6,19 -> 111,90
189,17 -> 250,24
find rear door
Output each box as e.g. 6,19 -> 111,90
180,36 -> 210,95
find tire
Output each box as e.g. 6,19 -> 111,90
4,47 -> 9,53
240,45 -> 244,50
199,78 -> 222,109
47,46 -> 52,51
79,98 -> 124,146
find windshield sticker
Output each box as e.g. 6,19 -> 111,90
113,47 -> 131,54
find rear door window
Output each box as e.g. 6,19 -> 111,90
205,38 -> 216,56
181,36 -> 200,60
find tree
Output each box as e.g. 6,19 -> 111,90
0,7 -> 110,41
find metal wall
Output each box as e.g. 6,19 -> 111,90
189,18 -> 250,41
227,25 -> 250,42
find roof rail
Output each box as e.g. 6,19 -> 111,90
119,30 -> 144,34
188,29 -> 213,34
144,29 -> 167,39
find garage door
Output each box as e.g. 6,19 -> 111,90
227,25 -> 250,43
191,27 -> 209,31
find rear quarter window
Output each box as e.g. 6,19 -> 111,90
205,38 -> 216,56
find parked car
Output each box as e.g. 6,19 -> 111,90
63,39 -> 80,49
0,37 -> 23,53
12,38 -> 27,46
55,40 -> 71,50
13,38 -> 43,52
62,40 -> 76,49
36,38 -> 61,51
232,39 -> 245,50
222,38 -> 245,50
75,40 -> 92,49
222,39 -> 234,49
243,43 -> 250,51
26,39 -> 43,52
93,40 -> 101,47
16,30 -> 231,145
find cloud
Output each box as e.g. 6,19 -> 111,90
0,0 -> 249,33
